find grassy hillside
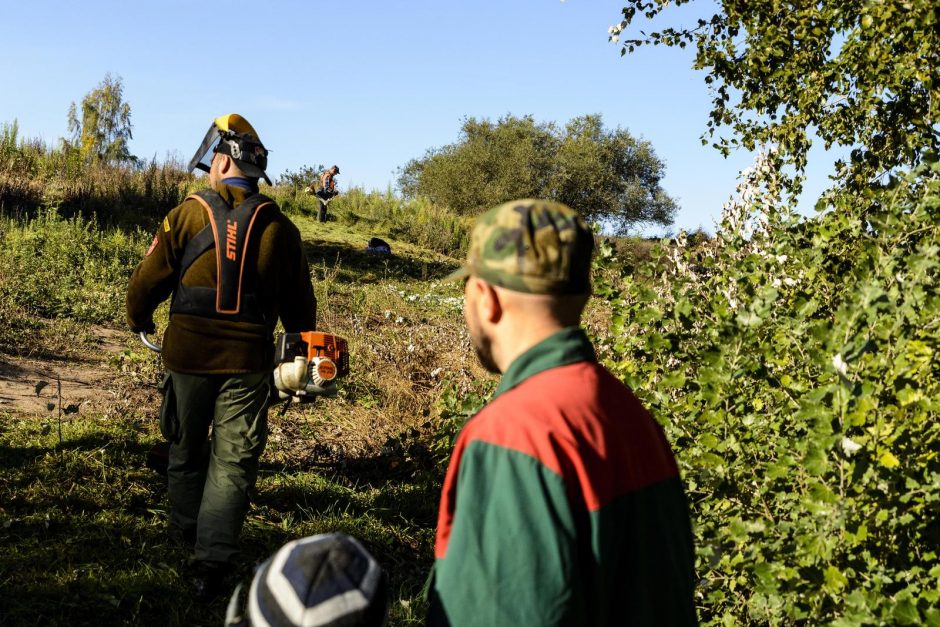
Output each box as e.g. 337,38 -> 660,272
0,201 -> 493,625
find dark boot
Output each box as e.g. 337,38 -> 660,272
190,559 -> 231,601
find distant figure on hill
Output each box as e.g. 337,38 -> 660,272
315,165 -> 340,222
427,199 -> 698,626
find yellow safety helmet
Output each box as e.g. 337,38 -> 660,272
188,114 -> 271,185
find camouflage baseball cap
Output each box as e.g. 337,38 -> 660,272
445,199 -> 594,294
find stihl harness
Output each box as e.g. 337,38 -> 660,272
169,189 -> 273,324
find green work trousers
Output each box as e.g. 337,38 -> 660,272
166,370 -> 269,564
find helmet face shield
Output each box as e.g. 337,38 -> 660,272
188,114 -> 272,184
188,123 -> 223,174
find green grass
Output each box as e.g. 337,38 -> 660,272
0,195 -> 484,625
0,413 -> 436,626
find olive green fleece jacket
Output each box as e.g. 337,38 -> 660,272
126,183 -> 317,374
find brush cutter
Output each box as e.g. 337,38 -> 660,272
140,330 -> 350,474
139,330 -> 350,402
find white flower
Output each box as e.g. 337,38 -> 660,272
608,25 -> 616,34
832,354 -> 848,377
384,311 -> 392,319
430,367 -> 443,378
610,35 -> 620,43
783,277 -> 798,287
407,344 -> 415,353
776,255 -> 788,263
841,437 -> 862,456
772,278 -> 782,288
396,316 -> 405,324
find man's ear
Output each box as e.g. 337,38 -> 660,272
479,280 -> 502,324
217,153 -> 233,176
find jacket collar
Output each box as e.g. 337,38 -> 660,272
493,326 -> 596,399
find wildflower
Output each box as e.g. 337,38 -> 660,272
832,354 -> 848,377
840,437 -> 862,456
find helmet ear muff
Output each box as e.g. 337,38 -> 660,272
216,133 -> 268,172
191,114 -> 272,185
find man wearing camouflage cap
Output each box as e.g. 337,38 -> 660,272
427,200 -> 697,626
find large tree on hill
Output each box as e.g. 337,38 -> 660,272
66,73 -> 137,165
398,114 -> 677,234
610,0 -> 940,197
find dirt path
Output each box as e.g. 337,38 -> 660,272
0,327 -> 130,416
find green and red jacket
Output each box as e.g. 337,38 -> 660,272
126,182 -> 317,374
428,327 -> 696,626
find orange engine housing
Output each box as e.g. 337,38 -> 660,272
275,332 -> 350,377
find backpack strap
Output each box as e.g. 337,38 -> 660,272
170,189 -> 274,320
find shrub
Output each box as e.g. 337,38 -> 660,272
594,154 -> 940,624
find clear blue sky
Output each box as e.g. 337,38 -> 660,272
0,1 -> 836,235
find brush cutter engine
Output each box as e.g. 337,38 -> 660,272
273,331 -> 349,401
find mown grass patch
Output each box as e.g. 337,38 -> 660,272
0,411 -> 438,626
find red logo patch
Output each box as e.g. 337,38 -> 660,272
146,235 -> 159,256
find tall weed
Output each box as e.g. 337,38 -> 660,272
0,209 -> 146,326
0,122 -> 191,229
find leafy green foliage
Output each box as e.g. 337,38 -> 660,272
430,378 -> 495,466
66,73 -> 137,166
398,114 -> 677,233
612,1 -> 940,195
594,157 -> 940,624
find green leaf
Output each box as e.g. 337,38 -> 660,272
823,565 -> 848,593
892,598 -> 921,625
879,451 -> 900,469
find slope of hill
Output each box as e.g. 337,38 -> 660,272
0,207 -> 491,626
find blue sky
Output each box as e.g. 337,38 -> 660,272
0,1 -> 837,234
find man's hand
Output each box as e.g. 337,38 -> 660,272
130,321 -> 156,334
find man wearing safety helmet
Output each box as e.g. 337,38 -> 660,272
126,114 -> 318,598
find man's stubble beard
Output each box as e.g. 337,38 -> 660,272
471,328 -> 500,374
